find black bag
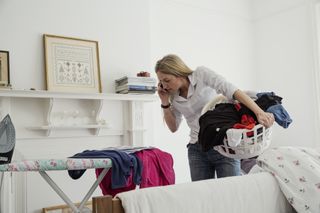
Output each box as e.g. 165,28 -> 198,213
0,114 -> 15,165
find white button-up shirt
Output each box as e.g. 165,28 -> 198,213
171,66 -> 238,144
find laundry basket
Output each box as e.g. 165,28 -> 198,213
201,95 -> 272,159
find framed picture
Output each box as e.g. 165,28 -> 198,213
42,201 -> 92,213
0,50 -> 10,87
44,34 -> 102,93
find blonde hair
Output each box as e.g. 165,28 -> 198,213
155,54 -> 193,77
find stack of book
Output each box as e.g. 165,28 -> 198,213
115,76 -> 157,94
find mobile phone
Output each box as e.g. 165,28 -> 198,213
159,83 -> 168,92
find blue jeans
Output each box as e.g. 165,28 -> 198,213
187,143 -> 240,181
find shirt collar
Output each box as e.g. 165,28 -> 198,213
174,72 -> 196,101
188,72 -> 197,87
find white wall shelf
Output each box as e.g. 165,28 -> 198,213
26,124 -> 113,136
0,89 -> 157,101
27,124 -> 110,129
0,89 -> 157,139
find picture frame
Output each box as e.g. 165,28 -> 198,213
0,50 -> 10,87
44,34 -> 102,93
42,201 -> 92,213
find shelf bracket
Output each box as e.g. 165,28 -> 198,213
124,101 -> 145,146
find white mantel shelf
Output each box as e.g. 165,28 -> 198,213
0,89 -> 158,101
0,88 -> 157,138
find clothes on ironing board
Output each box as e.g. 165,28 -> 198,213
137,148 -> 175,187
95,168 -> 136,197
96,148 -> 175,197
68,149 -> 142,189
102,146 -> 154,154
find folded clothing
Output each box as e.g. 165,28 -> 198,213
96,148 -> 175,197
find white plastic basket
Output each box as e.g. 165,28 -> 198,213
201,95 -> 272,159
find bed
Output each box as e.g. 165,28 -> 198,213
91,146 -> 320,213
92,172 -> 294,213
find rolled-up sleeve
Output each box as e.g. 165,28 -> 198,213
171,105 -> 183,129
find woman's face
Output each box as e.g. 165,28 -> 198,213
156,71 -> 183,93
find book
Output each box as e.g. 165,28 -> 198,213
117,90 -> 156,94
115,76 -> 157,86
124,81 -> 157,87
115,84 -> 157,93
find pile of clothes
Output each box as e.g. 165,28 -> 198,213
68,147 -> 175,197
198,92 -> 292,152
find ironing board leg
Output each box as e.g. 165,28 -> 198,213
0,172 -> 3,193
39,168 -> 109,213
0,172 -> 3,213
78,168 -> 109,210
39,171 -> 79,212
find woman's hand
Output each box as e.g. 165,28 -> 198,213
233,90 -> 275,128
157,83 -> 170,105
256,111 -> 275,128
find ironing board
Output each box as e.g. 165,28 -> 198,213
0,158 -> 112,213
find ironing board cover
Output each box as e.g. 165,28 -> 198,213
0,158 -> 112,172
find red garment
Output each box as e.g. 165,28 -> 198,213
95,169 -> 136,197
233,103 -> 256,130
136,148 -> 175,188
96,148 -> 175,197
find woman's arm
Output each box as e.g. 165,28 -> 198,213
162,107 -> 178,132
157,84 -> 178,132
233,89 -> 274,128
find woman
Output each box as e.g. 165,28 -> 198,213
155,54 -> 274,181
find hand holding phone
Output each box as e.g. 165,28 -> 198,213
158,83 -> 169,103
159,83 -> 168,92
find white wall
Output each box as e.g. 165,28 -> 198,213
0,0 -> 152,92
252,0 -> 320,148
